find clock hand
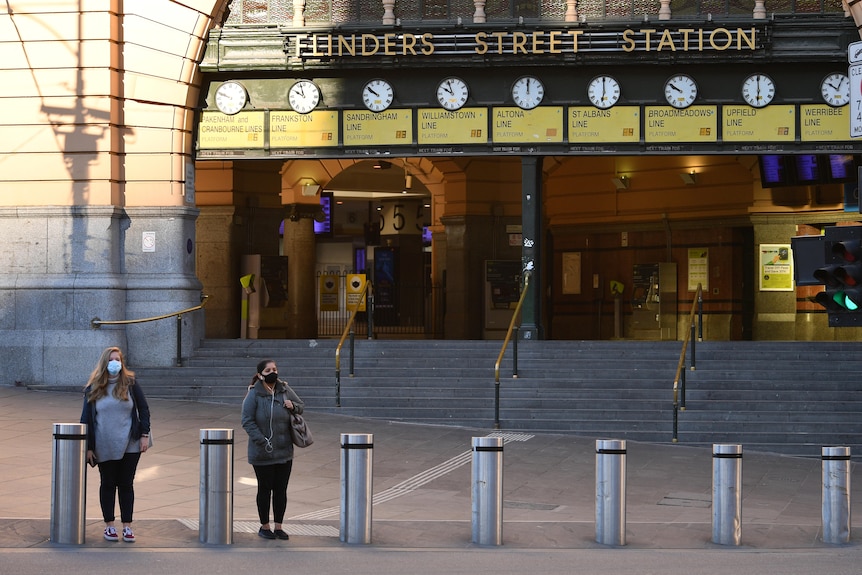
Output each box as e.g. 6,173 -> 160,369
828,82 -> 841,91
444,81 -> 454,95
602,77 -> 607,98
368,87 -> 380,97
669,83 -> 681,93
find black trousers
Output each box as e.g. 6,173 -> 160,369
97,451 -> 141,523
252,460 -> 293,525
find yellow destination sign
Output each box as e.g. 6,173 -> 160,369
722,105 -> 795,141
800,105 -> 851,142
417,108 -> 487,144
492,107 -> 564,143
568,106 -> 640,143
270,110 -> 339,148
343,110 -> 413,146
644,106 -> 717,142
199,111 -> 265,149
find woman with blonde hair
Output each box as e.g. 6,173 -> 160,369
80,346 -> 150,542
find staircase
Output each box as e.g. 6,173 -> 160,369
132,338 -> 862,458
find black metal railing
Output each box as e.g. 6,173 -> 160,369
672,283 -> 703,443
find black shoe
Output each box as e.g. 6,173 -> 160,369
274,529 -> 289,540
258,528 -> 276,540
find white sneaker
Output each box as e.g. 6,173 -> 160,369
122,526 -> 135,542
104,526 -> 118,542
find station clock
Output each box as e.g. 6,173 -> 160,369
436,77 -> 469,111
663,74 -> 698,109
362,79 -> 394,112
741,74 -> 775,108
587,75 -> 620,109
288,80 -> 320,114
214,81 -> 248,115
821,73 -> 850,107
512,76 -> 544,110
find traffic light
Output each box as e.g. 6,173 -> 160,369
792,225 -> 862,326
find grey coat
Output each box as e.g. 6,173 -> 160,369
241,379 -> 304,466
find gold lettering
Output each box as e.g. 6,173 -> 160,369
420,33 -> 434,55
657,29 -> 675,51
492,32 -> 506,54
475,32 -> 488,55
338,35 -> 356,57
403,33 -> 417,55
698,29 -> 704,51
641,29 -> 656,51
324,34 -> 333,56
678,29 -> 694,51
513,32 -> 527,54
568,30 -> 583,53
709,28 -> 732,51
738,27 -> 756,50
362,34 -> 380,56
548,30 -> 562,54
311,34 -> 324,57
294,34 -> 308,58
383,33 -> 396,55
532,31 -> 544,54
621,29 -> 635,53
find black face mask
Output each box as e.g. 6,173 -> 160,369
263,372 -> 278,384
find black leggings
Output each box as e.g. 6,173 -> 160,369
252,460 -> 293,525
98,452 -> 141,523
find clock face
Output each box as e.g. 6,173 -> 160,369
436,77 -> 469,111
214,81 -> 247,115
362,79 -> 394,112
664,74 -> 698,109
821,73 -> 850,107
288,80 -> 320,114
512,76 -> 544,110
741,74 -> 775,108
587,75 -> 621,109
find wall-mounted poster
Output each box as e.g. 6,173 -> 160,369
759,244 -> 793,291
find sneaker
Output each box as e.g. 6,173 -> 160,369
274,529 -> 289,540
104,526 -> 119,542
122,527 -> 135,542
258,527 -> 276,539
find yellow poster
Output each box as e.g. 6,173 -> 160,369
800,105 -> 852,142
345,274 -> 367,311
343,110 -> 413,146
492,107 -> 564,143
319,274 -> 339,312
722,105 -> 795,142
644,106 -> 717,142
198,111 -> 266,149
417,108 -> 488,144
568,106 -> 640,143
760,244 -> 793,291
270,110 -> 339,148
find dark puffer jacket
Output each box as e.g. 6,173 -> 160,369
241,379 -> 304,466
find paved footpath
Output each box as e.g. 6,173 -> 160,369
0,385 -> 860,573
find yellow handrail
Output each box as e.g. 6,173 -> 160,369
672,283 -> 702,442
90,295 -> 210,367
335,281 -> 370,407
493,272 -> 530,429
90,295 -> 209,327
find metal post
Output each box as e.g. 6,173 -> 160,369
512,327 -> 519,378
50,423 -> 87,545
199,429 -> 234,545
712,443 -> 742,546
176,314 -> 183,366
471,436 -> 503,545
349,329 -> 355,376
341,433 -> 373,544
689,322 -> 696,370
367,291 -> 374,339
595,439 -> 626,546
822,446 -> 851,544
697,288 -> 704,341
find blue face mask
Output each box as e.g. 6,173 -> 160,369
107,360 -> 122,376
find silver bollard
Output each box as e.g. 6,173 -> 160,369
340,433 -> 373,544
822,446 -> 852,544
50,423 -> 87,545
712,443 -> 742,546
471,436 -> 503,546
199,428 -> 234,544
595,439 -> 627,546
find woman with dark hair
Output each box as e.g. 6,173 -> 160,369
80,346 -> 150,543
241,358 -> 304,540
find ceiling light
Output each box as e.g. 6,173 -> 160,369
611,176 -> 630,190
680,171 -> 697,185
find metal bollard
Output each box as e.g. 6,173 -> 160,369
471,436 -> 503,546
822,446 -> 852,544
340,433 -> 373,544
50,423 -> 87,544
199,429 -> 234,544
595,439 -> 626,546
712,443 -> 742,546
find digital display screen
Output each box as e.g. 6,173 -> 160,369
794,154 -> 821,184
759,155 -> 789,187
314,192 -> 333,236
827,154 -> 856,183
